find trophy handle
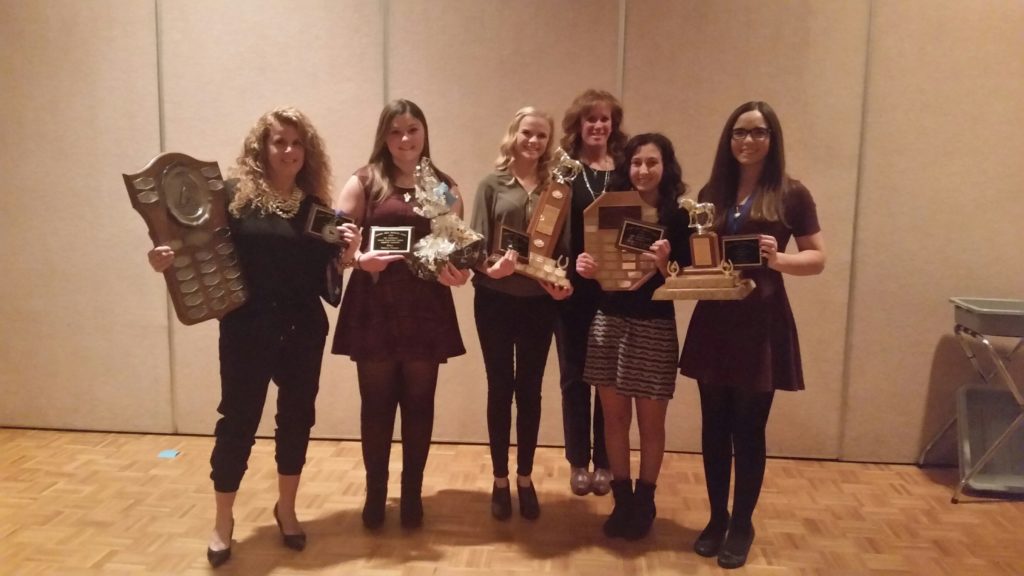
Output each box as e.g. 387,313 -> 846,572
667,261 -> 680,277
556,255 -> 570,270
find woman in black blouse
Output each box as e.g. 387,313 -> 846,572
148,107 -> 358,567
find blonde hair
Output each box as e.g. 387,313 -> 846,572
364,99 -> 453,204
494,106 -> 554,189
229,107 -> 332,216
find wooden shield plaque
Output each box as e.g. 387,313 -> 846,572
582,190 -> 660,291
124,152 -> 247,325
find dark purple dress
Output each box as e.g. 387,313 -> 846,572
331,167 -> 466,363
679,180 -> 820,392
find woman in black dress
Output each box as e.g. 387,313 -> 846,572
332,99 -> 470,530
680,101 -> 826,569
148,107 -> 358,566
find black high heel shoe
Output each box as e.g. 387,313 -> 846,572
273,503 -> 307,551
206,519 -> 234,568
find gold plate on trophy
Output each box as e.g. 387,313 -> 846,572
124,152 -> 247,325
369,226 -> 414,254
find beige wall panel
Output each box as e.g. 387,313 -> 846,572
844,0 -> 1024,462
624,0 -> 869,457
388,0 -> 620,444
0,1 -> 172,431
158,0 -> 384,437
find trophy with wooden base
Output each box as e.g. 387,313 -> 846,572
582,190 -> 665,291
124,152 -> 248,324
652,198 -> 755,301
513,148 -> 579,288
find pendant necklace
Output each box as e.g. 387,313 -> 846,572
582,164 -> 609,201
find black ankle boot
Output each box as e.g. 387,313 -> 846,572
693,511 -> 730,557
400,471 -> 424,529
717,522 -> 755,569
602,478 -> 634,538
625,479 -> 657,540
362,473 -> 388,530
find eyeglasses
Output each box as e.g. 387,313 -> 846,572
731,128 -> 771,141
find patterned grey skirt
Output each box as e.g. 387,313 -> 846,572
584,310 -> 678,400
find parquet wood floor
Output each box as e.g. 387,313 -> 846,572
1,428 -> 1022,575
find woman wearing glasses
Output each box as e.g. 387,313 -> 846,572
679,101 -> 826,569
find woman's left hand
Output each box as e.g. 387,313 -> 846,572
760,234 -> 780,266
438,263 -> 471,287
643,239 -> 671,270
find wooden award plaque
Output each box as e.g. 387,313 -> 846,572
512,148 -> 580,288
124,152 -> 248,325
582,190 -> 660,291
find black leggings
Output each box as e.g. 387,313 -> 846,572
474,287 -> 555,477
697,382 -> 775,527
357,359 -> 439,487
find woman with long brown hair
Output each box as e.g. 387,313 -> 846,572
680,101 -> 826,569
332,99 -> 470,530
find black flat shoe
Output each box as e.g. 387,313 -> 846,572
273,503 -> 307,551
491,483 -> 512,520
206,520 -> 234,568
693,514 -> 729,557
517,483 -> 540,520
717,524 -> 755,569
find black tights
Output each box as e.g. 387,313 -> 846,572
698,382 -> 775,527
358,359 -> 439,488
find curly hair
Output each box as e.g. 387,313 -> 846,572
229,107 -> 332,216
611,133 -> 686,225
701,101 -> 789,227
494,106 -> 554,189
559,89 -> 628,163
364,99 -> 453,204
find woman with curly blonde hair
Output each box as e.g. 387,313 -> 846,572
469,106 -> 572,520
148,107 -> 358,567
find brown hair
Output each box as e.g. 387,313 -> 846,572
364,99 -> 453,204
700,101 -> 789,227
559,89 -> 627,163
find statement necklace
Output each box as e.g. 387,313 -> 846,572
253,185 -> 304,219
582,164 -> 610,201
